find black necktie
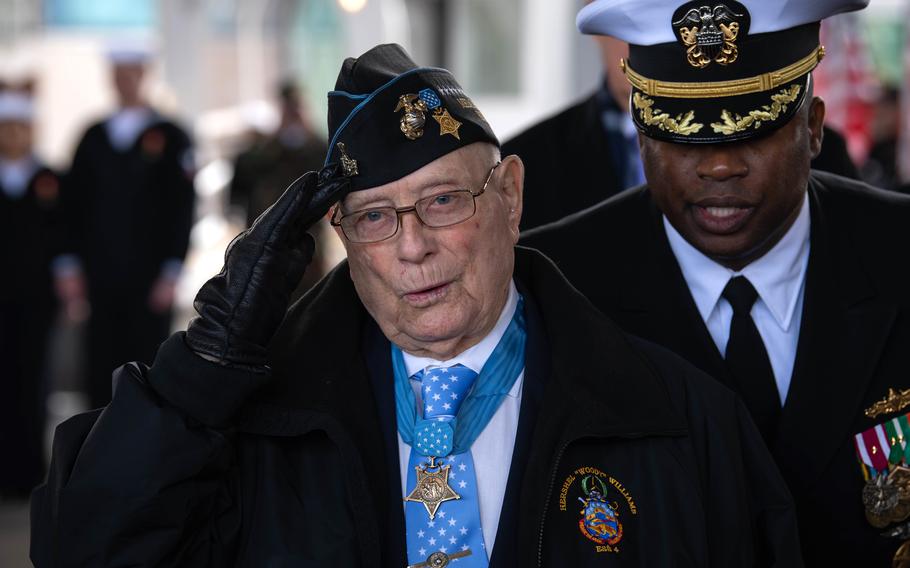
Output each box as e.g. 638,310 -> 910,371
722,276 -> 781,443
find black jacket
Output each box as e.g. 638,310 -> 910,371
0,163 -> 62,494
1,164 -> 62,303
522,171 -> 910,566
502,93 -> 624,231
31,249 -> 801,567
62,115 -> 195,294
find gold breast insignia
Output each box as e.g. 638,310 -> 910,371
866,388 -> 910,420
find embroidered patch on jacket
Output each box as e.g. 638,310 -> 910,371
559,466 -> 637,553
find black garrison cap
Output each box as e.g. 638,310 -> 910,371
323,44 -> 499,191
577,0 -> 869,144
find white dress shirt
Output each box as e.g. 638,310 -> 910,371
663,193 -> 811,404
0,156 -> 39,200
399,281 -> 522,559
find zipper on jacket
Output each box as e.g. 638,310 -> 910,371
537,439 -> 570,568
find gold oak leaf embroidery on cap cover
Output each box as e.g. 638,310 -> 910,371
710,84 -> 802,134
632,92 -> 704,136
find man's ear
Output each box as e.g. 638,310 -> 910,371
326,205 -> 350,252
498,154 -> 525,241
807,96 -> 826,159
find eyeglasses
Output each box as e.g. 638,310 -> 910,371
331,162 -> 501,244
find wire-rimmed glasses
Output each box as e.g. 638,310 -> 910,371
331,162 -> 501,244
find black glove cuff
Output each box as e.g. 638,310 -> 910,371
147,332 -> 271,428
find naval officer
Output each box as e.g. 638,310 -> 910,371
523,0 -> 910,564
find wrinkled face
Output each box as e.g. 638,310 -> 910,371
641,96 -> 825,270
336,143 -> 523,359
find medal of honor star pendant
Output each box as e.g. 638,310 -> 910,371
404,456 -> 461,519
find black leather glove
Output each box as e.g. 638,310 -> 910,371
185,164 -> 351,371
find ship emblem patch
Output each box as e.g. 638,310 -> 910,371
559,466 -> 637,554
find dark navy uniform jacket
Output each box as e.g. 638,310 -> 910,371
523,172 -> 910,566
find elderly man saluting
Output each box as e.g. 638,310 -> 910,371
33,45 -> 800,567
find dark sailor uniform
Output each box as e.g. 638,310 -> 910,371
0,163 -> 62,496
62,114 -> 195,408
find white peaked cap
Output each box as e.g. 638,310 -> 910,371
577,0 -> 870,45
105,36 -> 157,65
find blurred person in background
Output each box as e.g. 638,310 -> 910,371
502,35 -> 642,231
229,79 -> 330,294
0,83 -> 63,499
54,43 -> 195,409
862,86 -> 909,193
505,30 -> 859,232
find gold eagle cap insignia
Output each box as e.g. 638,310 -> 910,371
672,3 -> 747,69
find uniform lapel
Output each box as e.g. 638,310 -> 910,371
616,195 -> 730,388
775,182 -> 897,487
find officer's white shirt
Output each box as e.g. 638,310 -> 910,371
663,193 -> 811,404
0,156 -> 38,199
399,280 -> 522,558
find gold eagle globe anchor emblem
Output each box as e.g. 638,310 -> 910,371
673,4 -> 745,68
395,94 -> 429,140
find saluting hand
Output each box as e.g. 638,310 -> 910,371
185,164 -> 352,370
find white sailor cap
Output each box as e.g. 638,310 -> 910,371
105,36 -> 156,65
0,91 -> 34,122
577,0 -> 869,143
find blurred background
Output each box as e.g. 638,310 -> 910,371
0,0 -> 908,565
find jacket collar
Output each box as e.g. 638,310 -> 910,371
238,245 -> 688,566
243,246 -> 685,438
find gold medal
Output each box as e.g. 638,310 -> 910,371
864,471 -> 901,528
432,108 -> 462,140
891,467 -> 910,524
895,540 -> 910,568
404,456 -> 461,519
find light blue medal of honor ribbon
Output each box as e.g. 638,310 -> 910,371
393,295 -> 526,567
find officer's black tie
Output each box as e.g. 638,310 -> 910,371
722,276 -> 781,444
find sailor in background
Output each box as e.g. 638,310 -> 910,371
228,79 -> 331,296
55,42 -> 195,409
0,85 -> 63,498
